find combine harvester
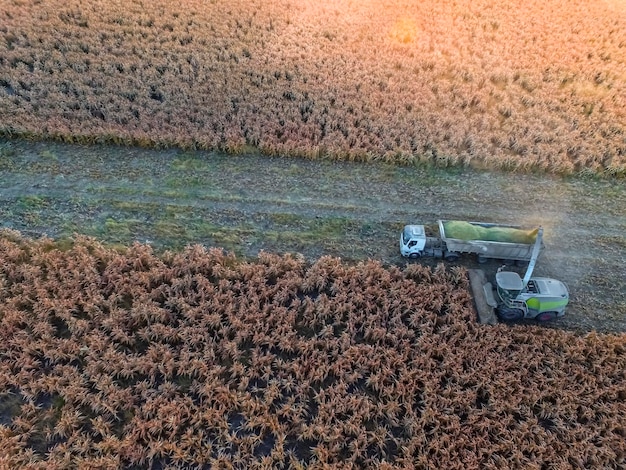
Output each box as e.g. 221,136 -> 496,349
400,220 -> 569,323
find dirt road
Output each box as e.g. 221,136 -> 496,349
1,139 -> 625,332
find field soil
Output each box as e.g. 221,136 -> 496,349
1,138 -> 625,333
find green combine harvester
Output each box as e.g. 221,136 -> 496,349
482,226 -> 569,322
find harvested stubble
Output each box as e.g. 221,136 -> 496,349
0,230 -> 624,469
1,0 -> 625,175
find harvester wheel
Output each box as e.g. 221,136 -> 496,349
496,306 -> 523,321
536,311 -> 557,322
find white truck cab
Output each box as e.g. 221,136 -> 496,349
400,225 -> 427,257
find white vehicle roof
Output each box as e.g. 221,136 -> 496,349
403,225 -> 425,239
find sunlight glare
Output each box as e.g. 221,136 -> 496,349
388,17 -> 418,45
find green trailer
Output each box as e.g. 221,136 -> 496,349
438,220 -> 543,264
400,219 -> 544,264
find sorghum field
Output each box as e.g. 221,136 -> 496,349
1,0 -> 626,468
0,233 -> 624,469
1,0 -> 625,175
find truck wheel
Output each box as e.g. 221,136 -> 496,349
496,306 -> 523,321
536,311 -> 557,322
477,255 -> 488,264
410,253 -> 421,259
444,252 -> 459,262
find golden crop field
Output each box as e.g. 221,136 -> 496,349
0,231 -> 624,468
1,1 -> 626,468
1,0 -> 625,175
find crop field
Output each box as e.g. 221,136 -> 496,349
1,0 -> 626,467
0,233 -> 624,469
1,0 -> 626,175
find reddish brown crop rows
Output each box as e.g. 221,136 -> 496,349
0,231 -> 624,468
1,0 -> 625,175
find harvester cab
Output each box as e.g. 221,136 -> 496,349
494,227 -> 570,322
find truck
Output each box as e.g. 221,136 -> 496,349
400,220 -> 543,264
400,221 -> 569,322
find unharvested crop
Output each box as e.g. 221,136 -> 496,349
0,231 -> 624,468
1,0 -> 625,175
